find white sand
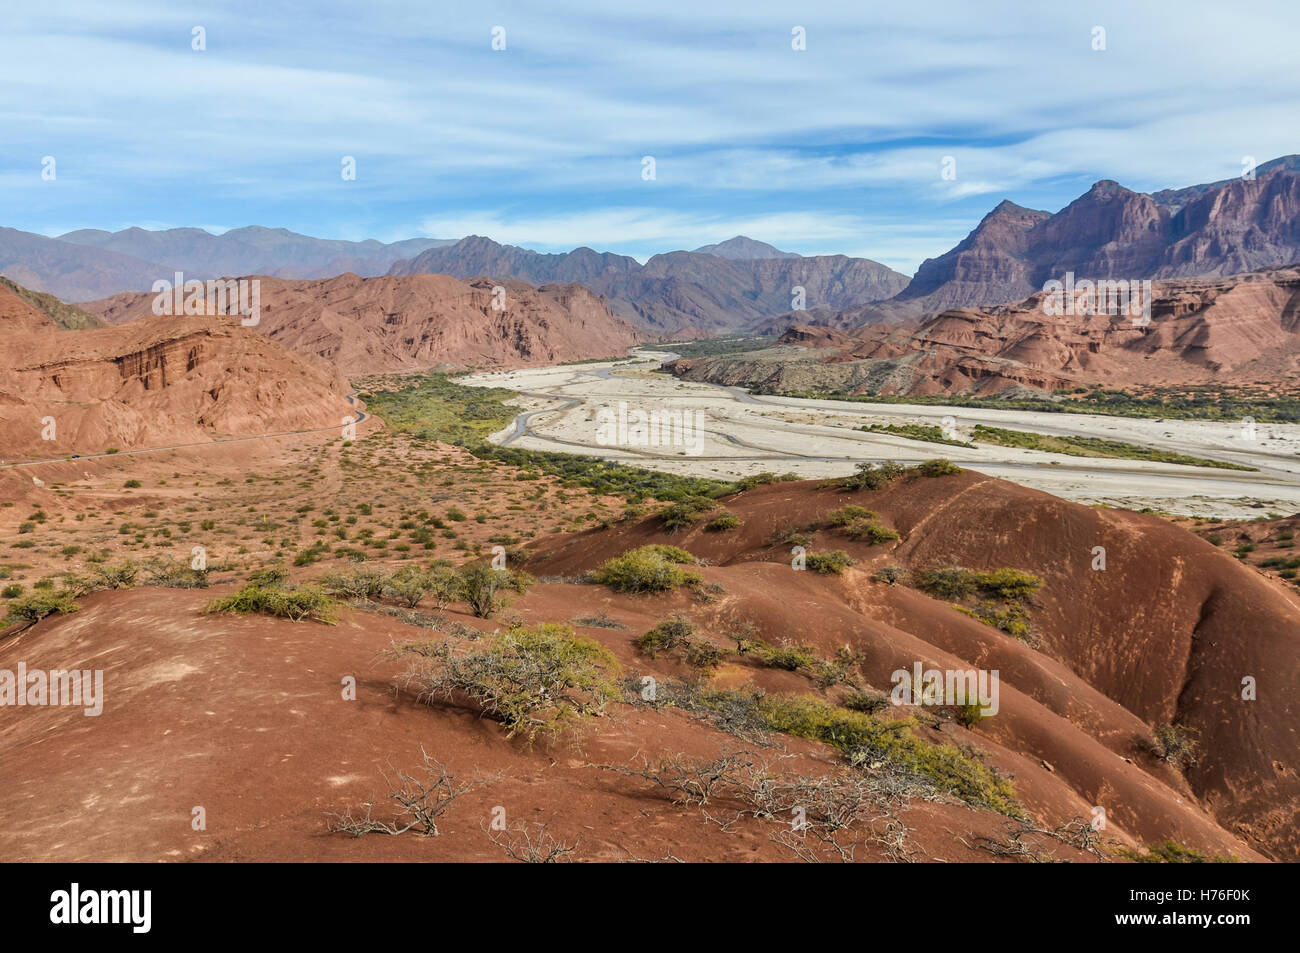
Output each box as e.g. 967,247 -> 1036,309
462,350 -> 1300,519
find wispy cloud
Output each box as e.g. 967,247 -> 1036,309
2,0 -> 1298,271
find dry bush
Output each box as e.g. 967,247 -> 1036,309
486,820 -> 578,862
326,747 -> 497,837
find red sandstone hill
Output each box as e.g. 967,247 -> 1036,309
667,267 -> 1300,396
0,281 -> 353,458
84,272 -> 646,375
2,466 -> 1289,862
526,470 -> 1300,861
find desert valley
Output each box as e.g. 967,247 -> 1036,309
2,157 -> 1300,873
3,9 -> 1300,928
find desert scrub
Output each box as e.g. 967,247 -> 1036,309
637,615 -> 696,657
456,564 -> 535,618
637,616 -> 725,672
836,461 -> 906,491
1123,840 -> 1237,863
3,590 -> 79,628
591,546 -> 701,593
872,565 -> 909,586
913,458 -> 963,477
90,561 -> 138,590
953,602 -> 1034,643
1,584 -> 22,599
321,565 -> 389,599
705,512 -> 741,532
914,566 -> 1041,601
765,526 -> 812,548
142,557 -> 209,589
970,425 -> 1254,471
758,695 -> 1019,815
1151,722 -> 1199,768
862,423 -> 974,448
751,640 -> 821,672
805,550 -> 855,574
840,518 -> 899,545
659,497 -> 716,533
396,623 -> 621,743
204,583 -> 338,624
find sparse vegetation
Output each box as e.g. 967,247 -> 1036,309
805,550 -> 854,574
2,589 -> 80,628
591,546 -> 701,593
393,623 -> 621,742
971,424 -> 1254,471
863,423 -> 974,447
204,581 -> 338,624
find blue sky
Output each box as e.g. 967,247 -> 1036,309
2,0 -> 1298,274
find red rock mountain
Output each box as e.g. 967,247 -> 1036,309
0,281 -> 353,459
667,266 -> 1300,397
841,156 -> 1300,324
84,272 -> 645,375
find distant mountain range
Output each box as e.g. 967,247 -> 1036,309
0,226 -> 453,302
5,155 -> 1300,335
387,235 -> 909,335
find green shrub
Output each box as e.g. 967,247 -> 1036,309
954,602 -> 1033,641
976,567 -> 1043,600
123,479 -> 142,488
914,566 -> 1041,601
1153,722 -> 1199,767
825,505 -> 876,527
752,641 -> 820,671
805,550 -> 854,574
637,616 -> 695,657
383,565 -> 435,608
841,519 -> 900,544
458,564 -> 534,618
2,584 -> 24,599
17,522 -> 34,534
3,589 -> 79,627
1126,840 -> 1238,864
91,561 -> 138,589
398,623 -> 621,742
660,497 -> 716,533
914,458 -> 962,477
705,512 -> 742,532
142,557 -> 210,589
591,546 -> 702,593
872,565 -> 909,586
204,583 -> 337,624
758,695 -> 1019,815
319,565 -> 385,599
837,461 -> 906,491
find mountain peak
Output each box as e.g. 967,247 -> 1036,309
692,236 -> 800,260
